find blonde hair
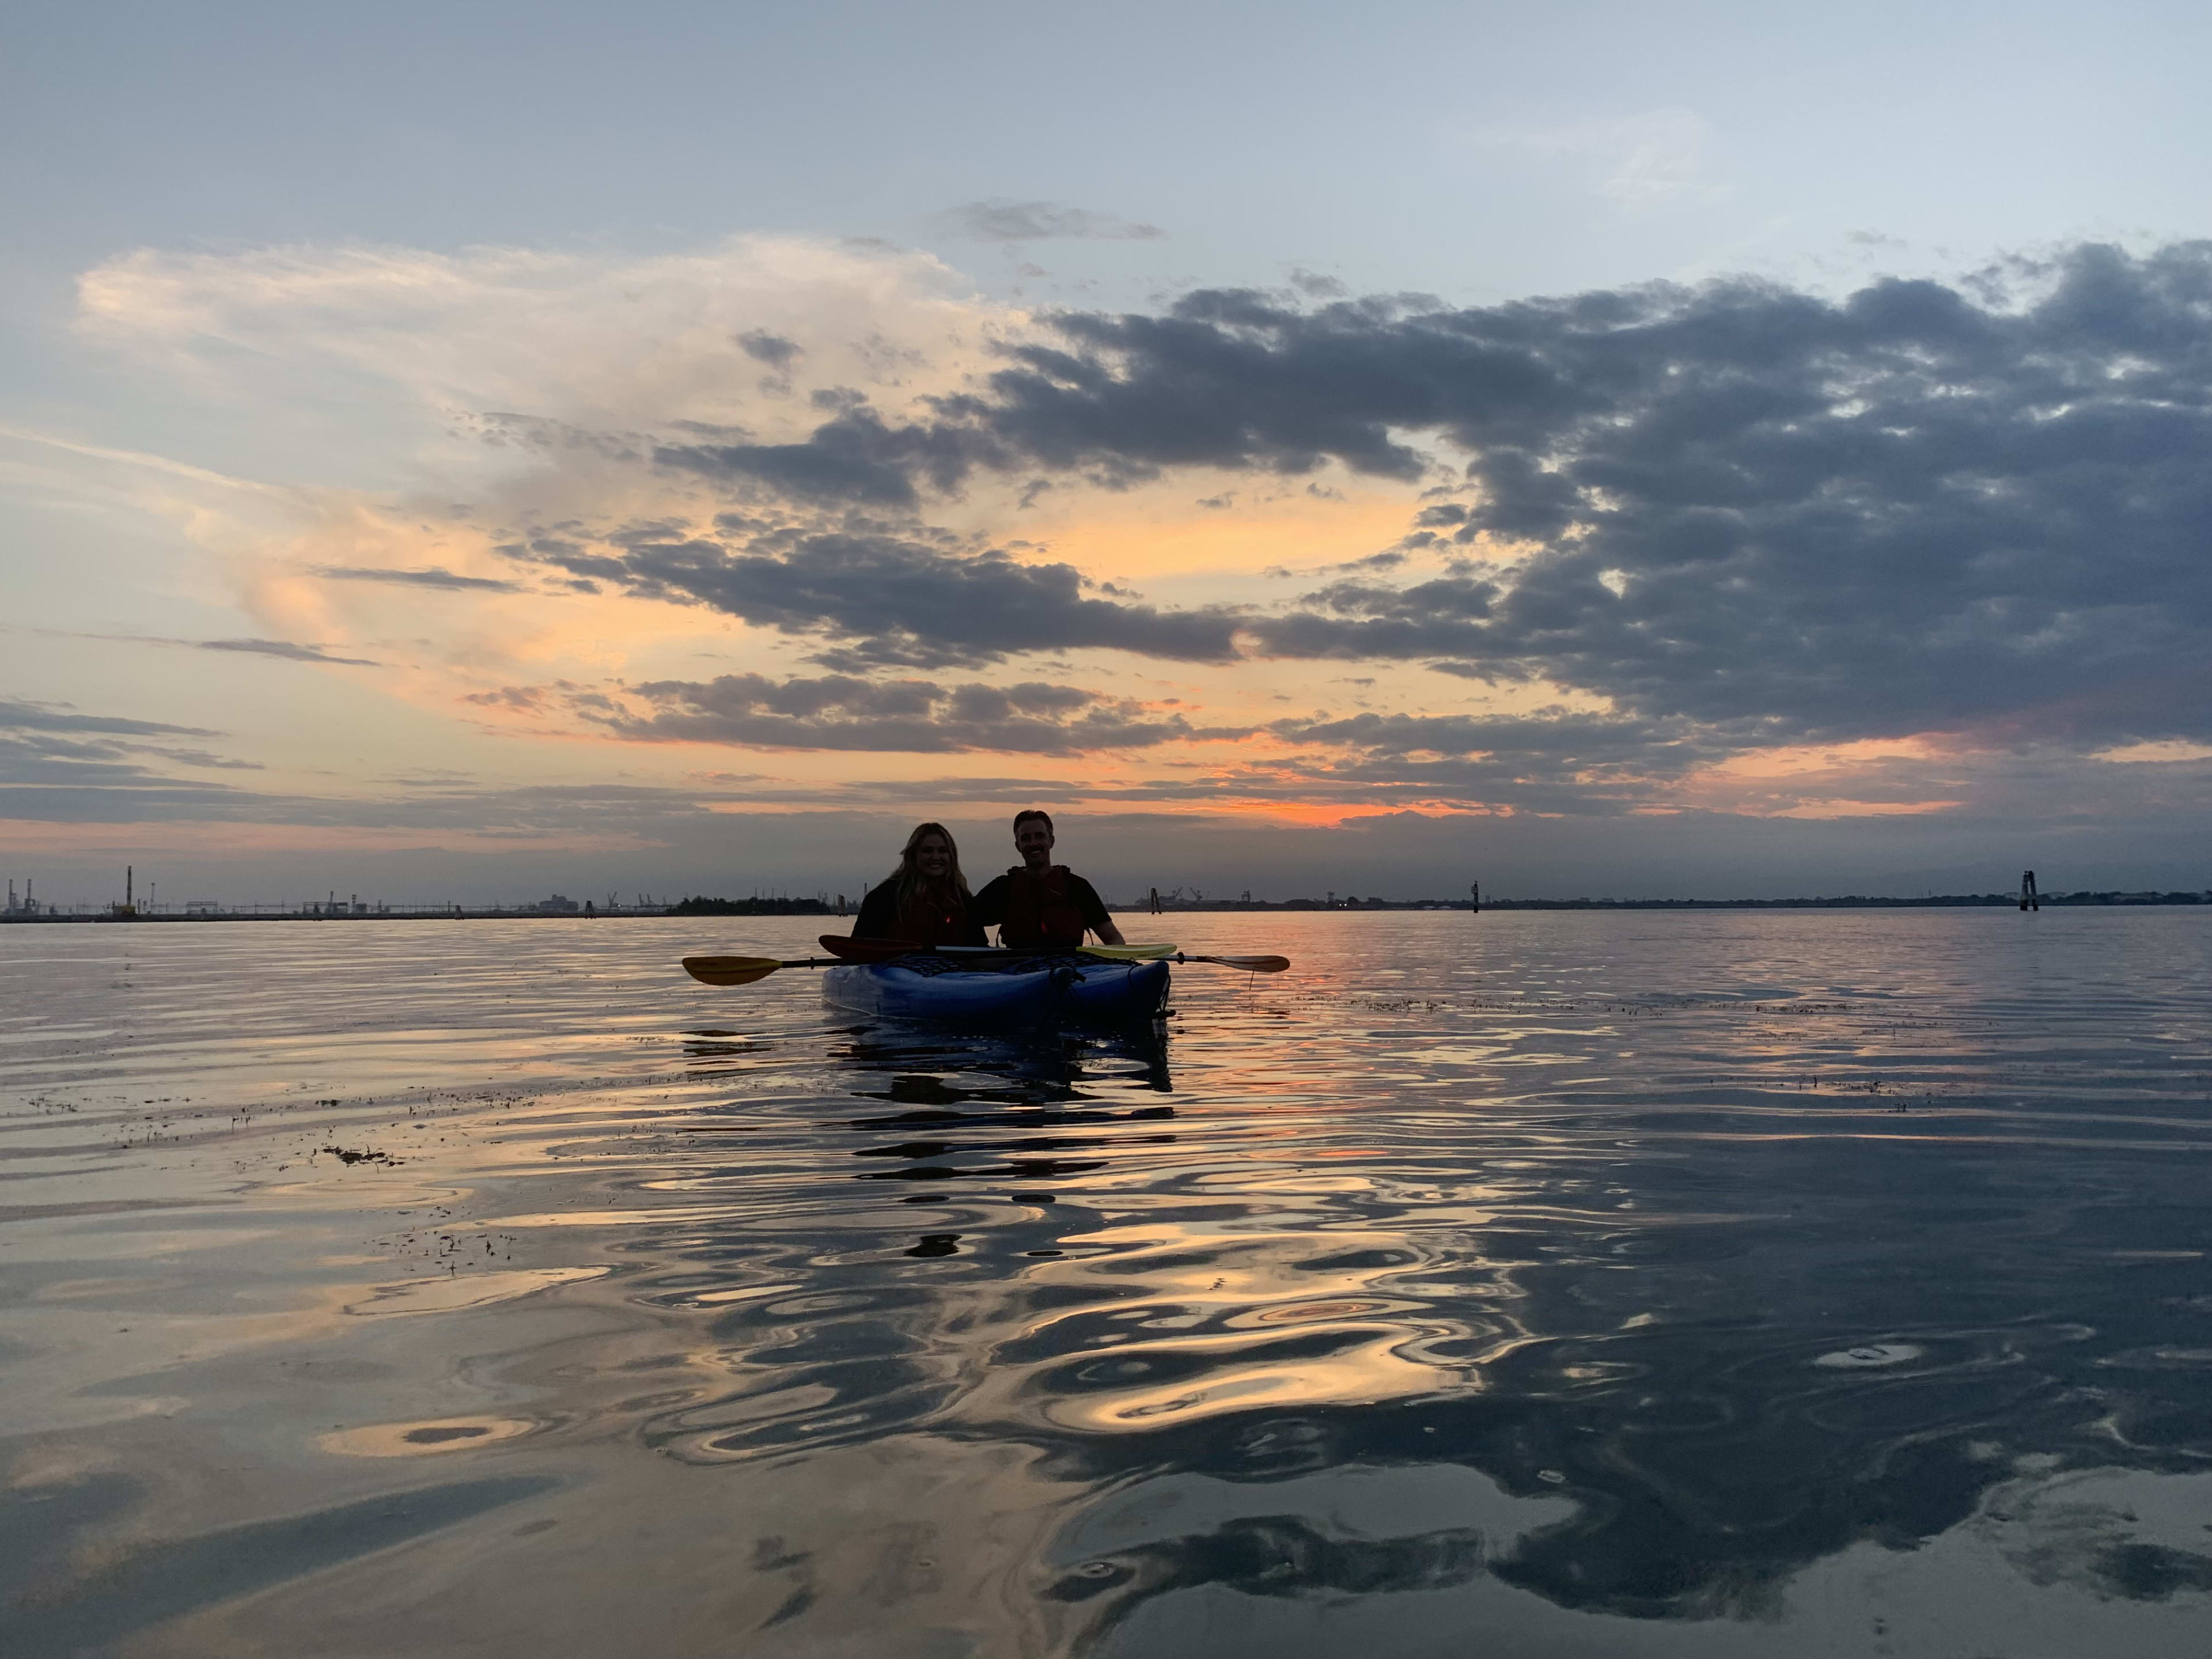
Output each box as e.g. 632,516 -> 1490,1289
891,821 -> 972,908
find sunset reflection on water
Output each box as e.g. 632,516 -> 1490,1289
5,910 -> 2212,1657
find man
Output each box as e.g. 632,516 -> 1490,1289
972,810 -> 1127,949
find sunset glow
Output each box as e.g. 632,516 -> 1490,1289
6,12 -> 2207,907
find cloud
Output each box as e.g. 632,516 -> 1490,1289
0,776 -> 721,834
312,565 -> 525,593
1248,573 -> 1504,661
58,232 -> 2212,846
735,329 -> 802,369
672,242 -> 2211,751
0,699 -> 247,790
0,698 -> 219,739
150,749 -> 267,771
484,671 -> 1241,755
654,403 -> 1001,507
73,235 -> 991,440
503,518 -> 1242,669
6,626 -> 385,668
935,200 -> 1167,242
199,638 -> 382,666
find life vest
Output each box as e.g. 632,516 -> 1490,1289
998,865 -> 1088,948
895,887 -> 973,947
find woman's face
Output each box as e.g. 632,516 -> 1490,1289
915,833 -> 953,880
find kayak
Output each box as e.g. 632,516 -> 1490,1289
823,952 -> 1171,1026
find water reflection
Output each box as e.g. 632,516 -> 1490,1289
5,912 -> 2212,1654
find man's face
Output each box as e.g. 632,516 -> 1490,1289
1014,819 -> 1055,870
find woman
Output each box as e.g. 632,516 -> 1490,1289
852,821 -> 986,947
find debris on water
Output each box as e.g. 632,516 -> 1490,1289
1813,1343 -> 1925,1369
320,1145 -> 398,1165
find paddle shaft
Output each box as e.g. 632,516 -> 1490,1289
818,935 -> 1282,972
686,945 -> 1287,986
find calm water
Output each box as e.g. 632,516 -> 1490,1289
5,910 -> 2212,1657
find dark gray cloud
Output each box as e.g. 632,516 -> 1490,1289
0,777 -> 728,832
503,519 -> 1241,669
0,699 -> 252,791
0,734 -> 190,789
642,241 -> 2212,749
0,701 -> 242,791
937,200 -> 1166,242
735,329 -> 802,369
5,627 -> 385,667
0,699 -> 282,804
490,672 -> 1241,755
654,403 -> 1003,507
1032,246 -> 2212,746
0,698 -> 218,738
1268,708 -> 1724,771
199,638 -> 382,666
313,565 -> 525,592
1247,574 -> 1505,662
1243,710 -> 1728,814
145,748 -> 266,771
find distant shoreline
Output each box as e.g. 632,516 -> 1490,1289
1137,891 -> 2211,912
3,889 -> 2206,923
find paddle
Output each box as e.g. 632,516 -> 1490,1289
815,934 -> 928,962
685,937 -> 1289,987
1065,942 -> 1285,971
1156,952 -> 1290,973
681,953 -> 847,986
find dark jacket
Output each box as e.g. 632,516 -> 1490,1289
853,878 -> 985,947
972,866 -> 1110,948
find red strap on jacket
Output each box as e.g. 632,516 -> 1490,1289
896,891 -> 972,947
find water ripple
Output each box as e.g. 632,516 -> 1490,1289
5,910 -> 2211,1653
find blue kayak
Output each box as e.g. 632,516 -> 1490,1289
823,953 -> 1170,1026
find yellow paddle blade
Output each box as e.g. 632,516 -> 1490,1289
1078,942 -> 1177,960
682,955 -> 783,987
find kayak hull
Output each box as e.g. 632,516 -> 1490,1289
823,956 -> 1169,1027
1062,957 -> 1171,1023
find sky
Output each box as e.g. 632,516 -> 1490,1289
4,0 -> 2210,907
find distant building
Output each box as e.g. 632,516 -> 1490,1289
535,895 -> 581,914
